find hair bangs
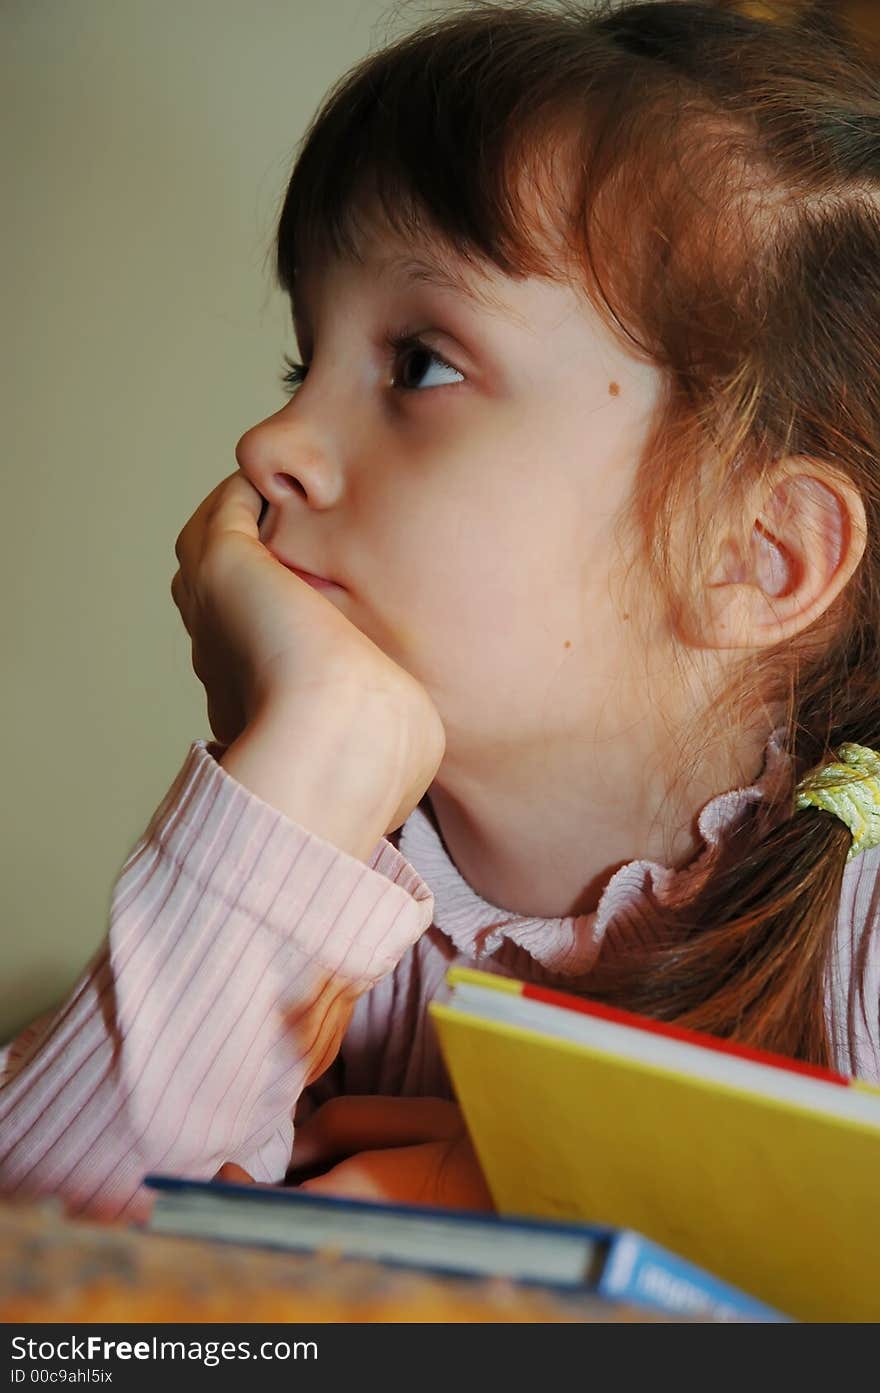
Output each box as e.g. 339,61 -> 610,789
273,4 -> 641,315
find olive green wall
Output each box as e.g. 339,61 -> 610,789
0,0 -> 447,1042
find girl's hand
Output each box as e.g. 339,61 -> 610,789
171,470 -> 446,834
297,1133 -> 492,1210
214,1097 -> 494,1211
292,1097 -> 493,1209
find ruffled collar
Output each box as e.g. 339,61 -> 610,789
397,732 -> 793,978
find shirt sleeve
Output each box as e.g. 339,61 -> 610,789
0,739 -> 435,1224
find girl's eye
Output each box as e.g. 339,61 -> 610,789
279,332 -> 464,397
280,358 -> 307,393
393,340 -> 464,392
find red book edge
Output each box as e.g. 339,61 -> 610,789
518,980 -> 849,1089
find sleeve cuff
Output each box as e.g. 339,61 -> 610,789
127,739 -> 436,981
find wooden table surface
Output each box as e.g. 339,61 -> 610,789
0,1197 -> 695,1323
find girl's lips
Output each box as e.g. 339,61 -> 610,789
284,563 -> 340,591
266,542 -> 341,589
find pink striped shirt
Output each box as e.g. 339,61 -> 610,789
2,737 -> 879,1224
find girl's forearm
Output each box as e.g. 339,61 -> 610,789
0,740 -> 432,1222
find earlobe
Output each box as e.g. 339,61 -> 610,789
701,466 -> 866,652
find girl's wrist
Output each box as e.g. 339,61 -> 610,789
219,696 -> 403,864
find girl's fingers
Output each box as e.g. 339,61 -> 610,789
170,568 -> 187,616
291,1096 -> 466,1171
297,1136 -> 494,1211
206,470 -> 265,541
173,471 -> 260,578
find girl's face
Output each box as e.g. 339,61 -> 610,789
236,228 -> 665,781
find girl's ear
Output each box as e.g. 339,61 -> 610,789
702,464 -> 867,650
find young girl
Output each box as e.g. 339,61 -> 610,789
3,0 -> 880,1225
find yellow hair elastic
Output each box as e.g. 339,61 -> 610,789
795,742 -> 880,862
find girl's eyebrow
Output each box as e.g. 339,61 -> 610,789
375,253 -> 496,311
292,250 -> 515,341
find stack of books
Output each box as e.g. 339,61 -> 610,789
144,1175 -> 779,1323
143,966 -> 880,1323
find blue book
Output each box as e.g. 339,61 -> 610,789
142,1174 -> 788,1322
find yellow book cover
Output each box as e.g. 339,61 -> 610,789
429,967 -> 880,1323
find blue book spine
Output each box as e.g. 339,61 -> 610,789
598,1231 -> 791,1322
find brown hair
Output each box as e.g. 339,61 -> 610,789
272,0 -> 880,1068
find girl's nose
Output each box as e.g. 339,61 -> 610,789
234,408 -> 344,511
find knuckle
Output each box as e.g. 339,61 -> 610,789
170,569 -> 189,612
200,534 -> 228,586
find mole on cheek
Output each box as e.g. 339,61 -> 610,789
608,381 -> 620,396
564,640 -> 572,649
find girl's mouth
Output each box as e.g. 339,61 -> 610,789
283,563 -> 340,591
